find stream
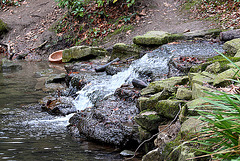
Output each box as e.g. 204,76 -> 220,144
0,41 -> 223,161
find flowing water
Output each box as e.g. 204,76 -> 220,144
0,41 -> 223,161
74,41 -> 224,111
0,61 -> 123,161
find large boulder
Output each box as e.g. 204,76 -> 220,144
223,38 -> 240,56
62,46 -> 108,62
68,96 -> 139,146
133,31 -> 182,46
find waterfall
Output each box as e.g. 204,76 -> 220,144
73,48 -> 171,111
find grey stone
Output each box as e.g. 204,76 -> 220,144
176,88 -> 192,100
62,46 -> 108,62
205,62 -> 221,74
134,111 -> 164,131
182,29 -> 221,39
111,43 -> 140,60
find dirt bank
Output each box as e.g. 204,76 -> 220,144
0,0 -> 218,60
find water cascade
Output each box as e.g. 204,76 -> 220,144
73,41 -> 223,111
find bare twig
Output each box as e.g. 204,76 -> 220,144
125,103 -> 182,160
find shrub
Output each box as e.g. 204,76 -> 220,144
190,50 -> 240,160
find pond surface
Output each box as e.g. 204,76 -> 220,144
0,61 -> 123,161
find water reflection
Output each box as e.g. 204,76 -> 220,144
0,61 -> 123,161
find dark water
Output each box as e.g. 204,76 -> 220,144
0,61 -> 123,161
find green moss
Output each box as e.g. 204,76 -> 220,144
0,19 -> 8,35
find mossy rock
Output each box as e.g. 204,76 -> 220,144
135,111 -> 164,132
213,68 -> 239,87
186,98 -> 209,116
62,46 -> 108,62
137,97 -> 158,111
138,89 -> 173,111
138,126 -> 155,153
156,100 -> 184,119
142,148 -> 165,161
0,19 -> 8,35
191,83 -> 214,99
190,72 -> 216,86
141,76 -> 189,95
111,43 -> 141,60
190,56 -> 240,73
223,38 -> 240,55
205,61 -> 221,74
133,31 -> 183,46
176,88 -> 192,100
234,49 -> 240,57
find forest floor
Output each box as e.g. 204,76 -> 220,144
0,0 -> 218,60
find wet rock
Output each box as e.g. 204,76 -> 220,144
111,43 -> 141,60
135,111 -> 166,132
1,58 -> 22,72
205,61 -> 221,74
34,69 -> 53,78
170,56 -> 205,73
62,46 -> 108,62
46,73 -> 66,84
66,73 -> 88,90
95,57 -> 120,72
132,78 -> 148,89
176,88 -> 192,100
223,38 -> 240,56
141,76 -> 189,95
105,66 -> 122,75
68,96 -> 139,146
114,86 -> 141,102
120,150 -> 135,157
43,83 -> 65,92
156,100 -> 183,119
182,29 -> 221,39
133,31 -> 182,46
41,96 -> 76,116
0,19 -> 8,36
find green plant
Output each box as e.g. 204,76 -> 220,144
189,50 -> 240,160
1,0 -> 22,8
